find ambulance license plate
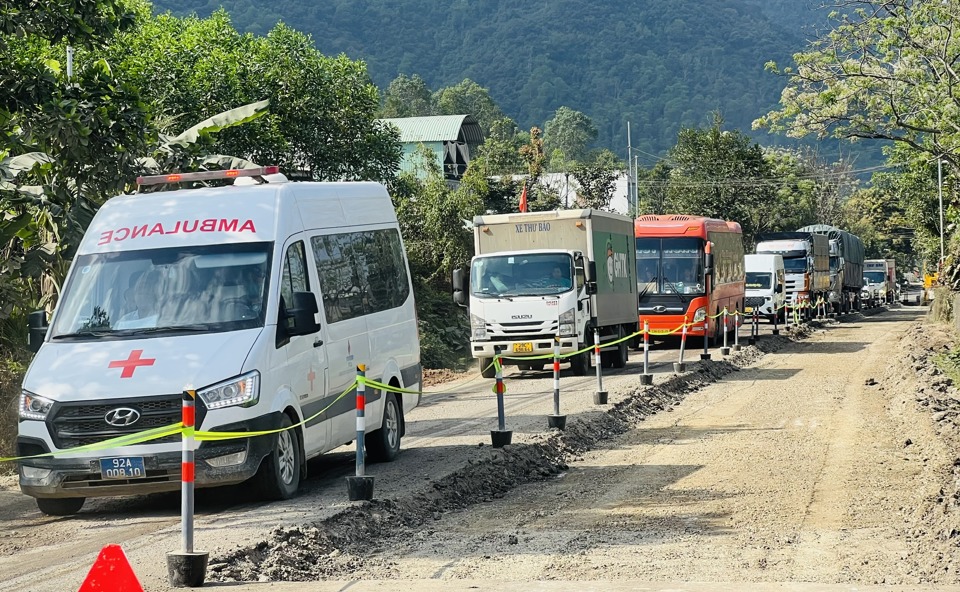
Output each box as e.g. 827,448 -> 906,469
99,457 -> 146,480
513,342 -> 533,353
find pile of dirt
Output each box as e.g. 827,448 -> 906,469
885,321 -> 960,582
210,326 -> 817,582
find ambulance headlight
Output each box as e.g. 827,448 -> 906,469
198,371 -> 260,410
471,313 -> 488,341
19,390 -> 53,421
693,307 -> 707,323
559,309 -> 576,336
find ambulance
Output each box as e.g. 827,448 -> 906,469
17,167 -> 421,515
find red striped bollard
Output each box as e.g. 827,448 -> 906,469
640,320 -> 652,385
773,304 -> 781,335
674,315 -> 688,373
491,348 -> 513,446
347,364 -> 374,500
166,389 -> 208,587
720,308 -> 731,356
593,326 -> 608,404
733,309 -> 741,351
748,309 -> 757,345
548,338 -> 566,429
700,319 -> 711,360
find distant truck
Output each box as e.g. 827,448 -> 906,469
862,259 -> 896,306
797,224 -> 865,314
754,232 -> 830,318
453,209 -> 638,378
744,254 -> 785,321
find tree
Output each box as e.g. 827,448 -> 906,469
381,74 -> 433,118
636,160 -> 673,215
517,126 -> 560,211
571,149 -> 621,210
666,115 -> 775,244
754,0 -> 960,166
543,106 -> 598,167
432,79 -> 505,136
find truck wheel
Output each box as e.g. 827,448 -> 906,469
254,414 -> 301,500
612,327 -> 628,368
367,393 -> 402,463
530,363 -> 544,372
36,497 -> 85,516
569,348 -> 589,375
479,357 -> 497,379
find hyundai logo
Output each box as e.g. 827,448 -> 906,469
653,305 -> 667,313
104,407 -> 141,427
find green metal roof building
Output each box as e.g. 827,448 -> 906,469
379,114 -> 485,181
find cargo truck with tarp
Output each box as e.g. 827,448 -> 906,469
453,209 -> 638,378
797,224 -> 865,314
755,231 -> 830,318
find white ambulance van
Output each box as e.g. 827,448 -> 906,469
17,168 -> 421,515
744,253 -> 785,321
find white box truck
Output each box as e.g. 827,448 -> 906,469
18,167 -> 421,515
744,254 -> 785,321
453,209 -> 638,378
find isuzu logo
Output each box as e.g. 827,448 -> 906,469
104,407 -> 141,427
511,314 -> 533,319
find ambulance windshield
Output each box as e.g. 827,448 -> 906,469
50,242 -> 271,339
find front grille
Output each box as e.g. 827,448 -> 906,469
745,297 -> 765,308
49,395 -> 183,449
487,320 -> 559,339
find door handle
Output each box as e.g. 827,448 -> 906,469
313,338 -> 324,348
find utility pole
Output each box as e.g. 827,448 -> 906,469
627,122 -> 635,214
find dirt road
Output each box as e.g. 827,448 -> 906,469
2,307 -> 958,590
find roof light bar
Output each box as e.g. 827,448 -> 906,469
136,166 -> 280,186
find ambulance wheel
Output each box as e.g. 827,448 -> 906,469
367,393 -> 402,463
36,497 -> 85,516
255,414 -> 300,500
479,357 -> 497,379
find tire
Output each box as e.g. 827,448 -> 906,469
613,327 -> 628,369
529,363 -> 544,372
367,392 -> 402,463
479,357 -> 496,379
254,413 -> 301,500
569,347 -> 589,376
36,497 -> 84,516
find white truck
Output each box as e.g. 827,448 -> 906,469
453,209 -> 638,378
755,232 -> 830,318
744,254 -> 785,321
863,258 -> 895,306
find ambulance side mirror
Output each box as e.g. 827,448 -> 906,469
286,291 -> 321,336
27,310 -> 48,353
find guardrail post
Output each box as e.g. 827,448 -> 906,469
733,309 -> 741,351
166,390 -> 208,588
700,320 -> 711,360
593,326 -> 608,404
491,348 -> 513,447
346,365 -> 374,501
548,338 -> 566,429
640,320 -> 653,385
720,308 -> 731,356
674,316 -> 688,373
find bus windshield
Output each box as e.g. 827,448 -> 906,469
471,253 -> 576,298
636,237 -> 704,296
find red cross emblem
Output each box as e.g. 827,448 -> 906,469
108,350 -> 156,378
307,367 -> 316,390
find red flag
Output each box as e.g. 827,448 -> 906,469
519,183 -> 528,213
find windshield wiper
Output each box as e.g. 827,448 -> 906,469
52,329 -> 112,339
120,324 -> 215,335
662,280 -> 686,304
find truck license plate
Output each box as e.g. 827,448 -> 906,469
744,306 -> 754,313
99,457 -> 146,480
513,342 -> 533,353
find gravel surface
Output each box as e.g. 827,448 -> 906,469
2,307 -> 957,590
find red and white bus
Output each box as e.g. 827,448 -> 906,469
635,215 -> 745,341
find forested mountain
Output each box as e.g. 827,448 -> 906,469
154,0 -> 834,156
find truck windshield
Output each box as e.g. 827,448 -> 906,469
636,237 -> 704,296
470,253 -> 575,297
782,257 -> 807,273
745,272 -> 772,290
864,271 -> 886,284
51,242 -> 272,339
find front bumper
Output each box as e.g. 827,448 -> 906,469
473,337 -> 580,360
18,411 -> 283,499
